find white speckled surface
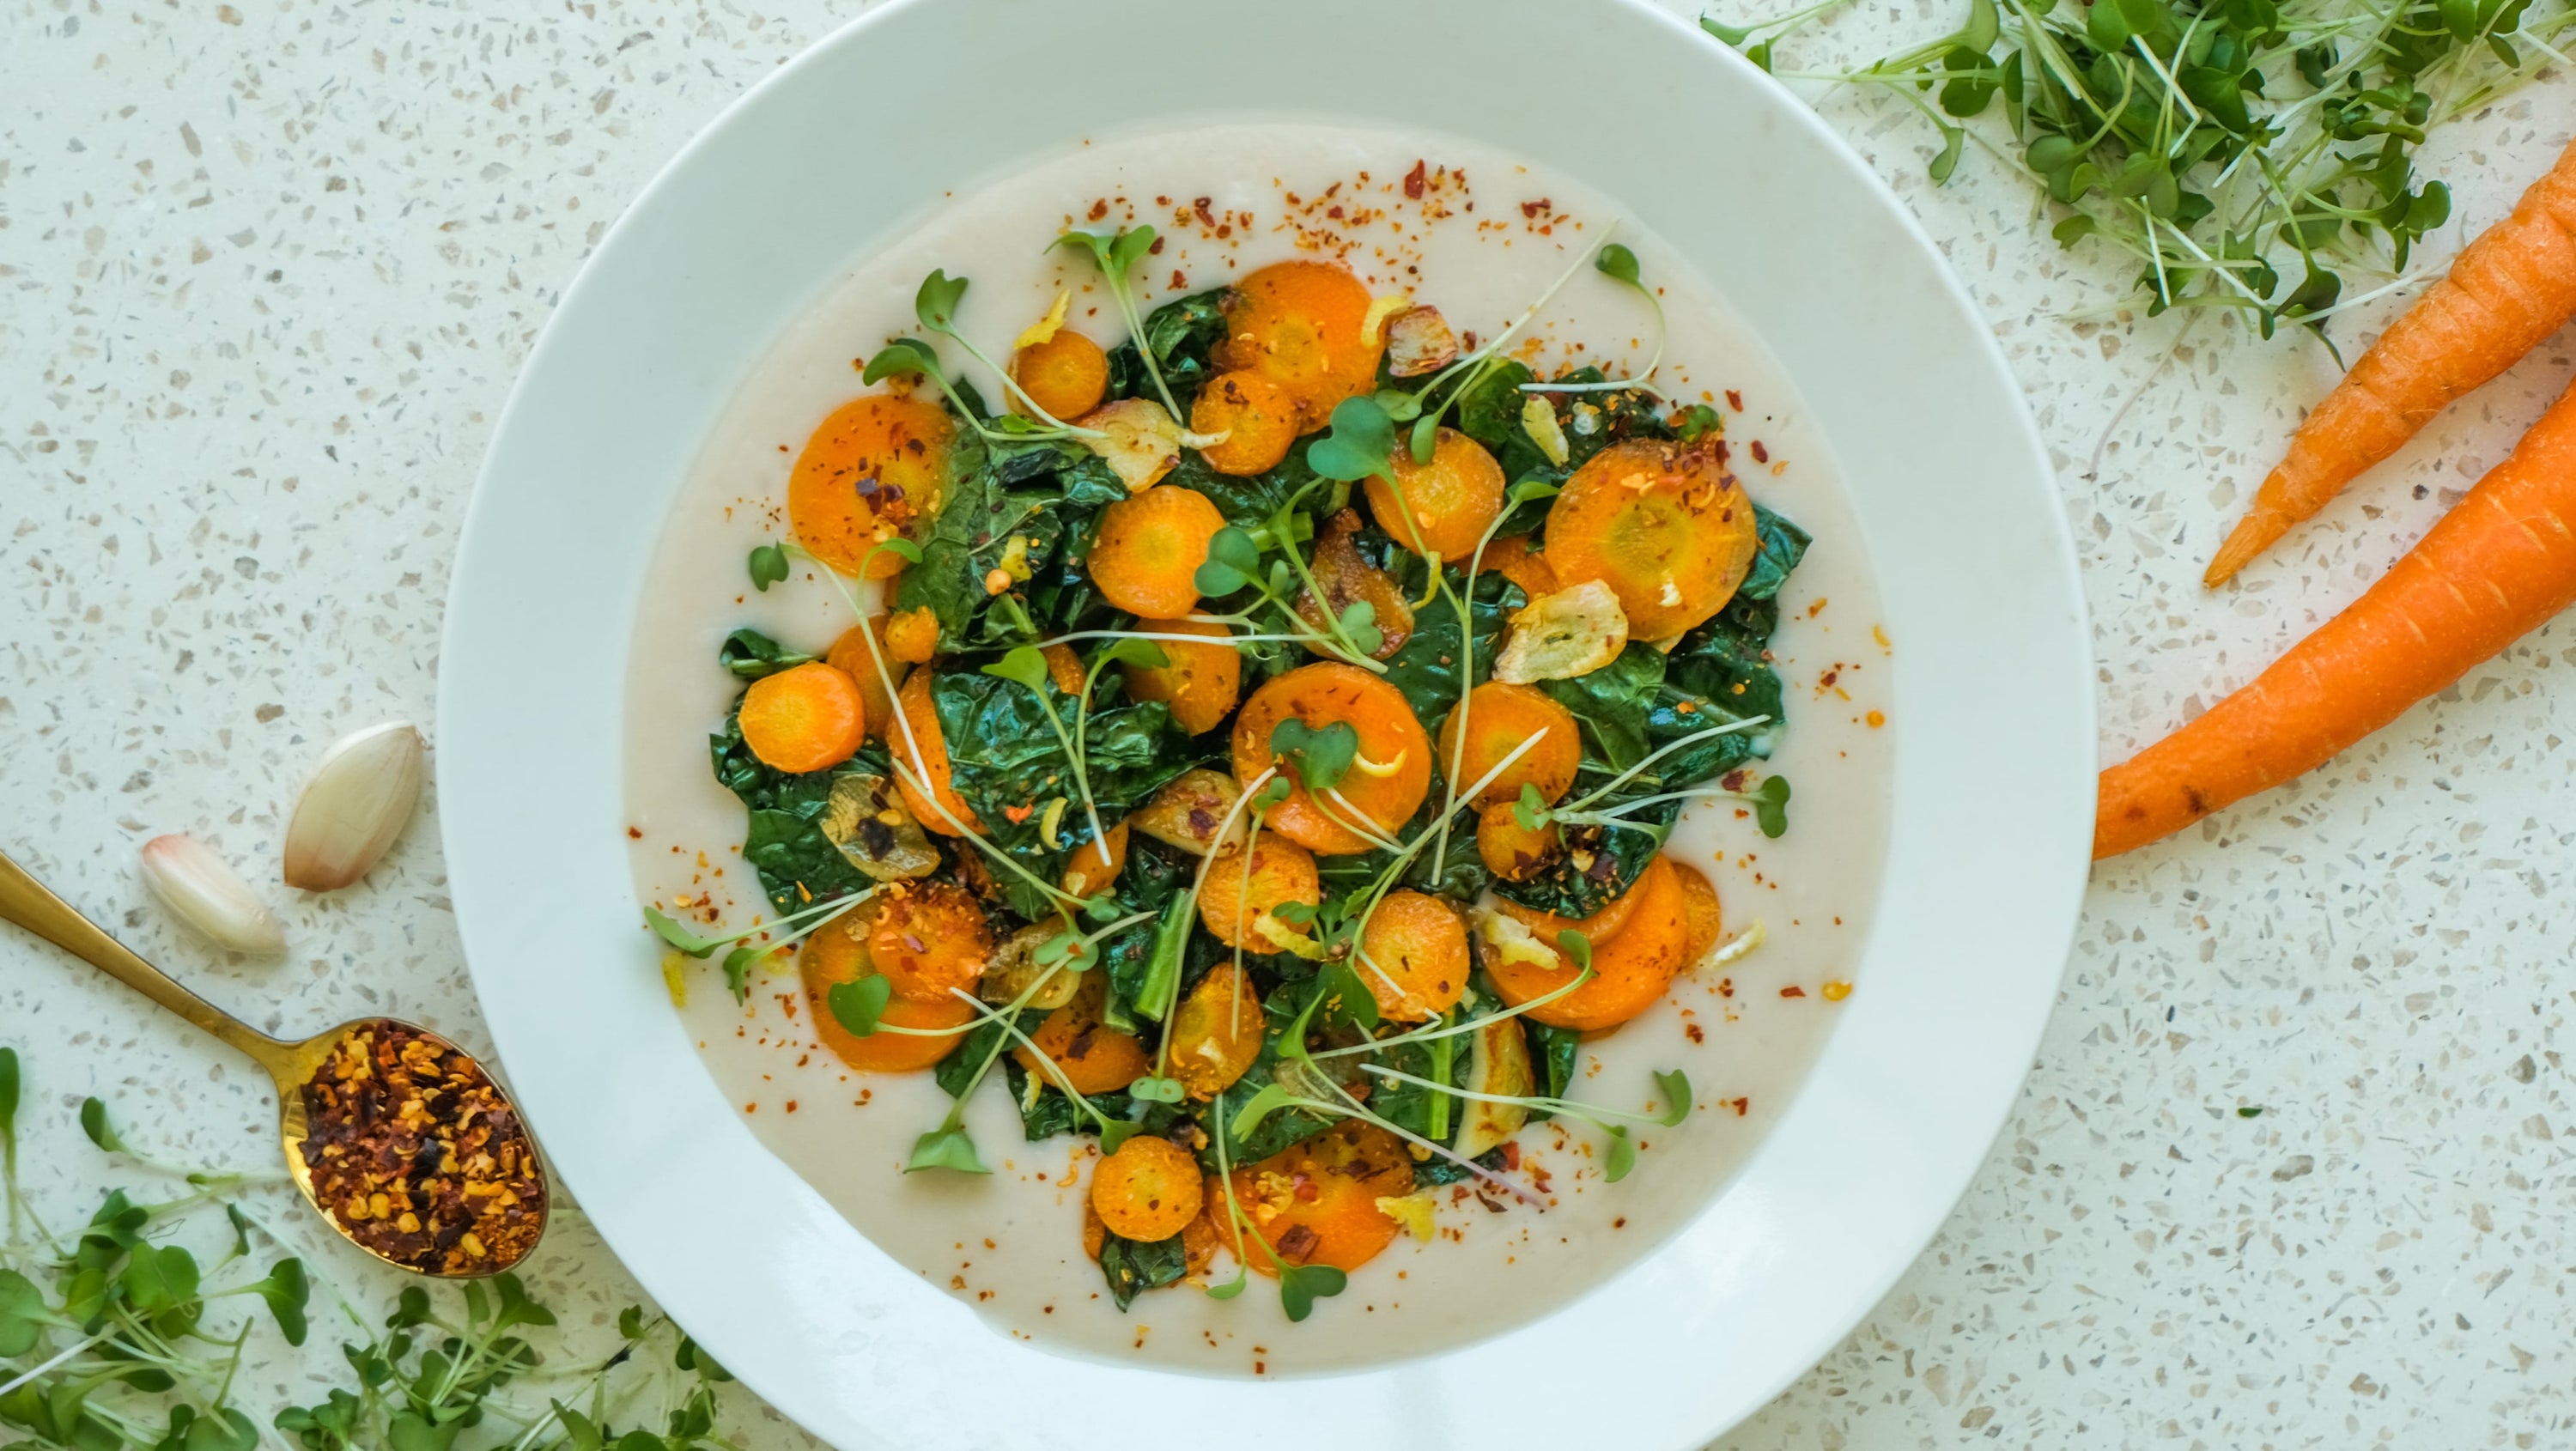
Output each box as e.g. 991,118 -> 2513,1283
4,2 -> 2572,1445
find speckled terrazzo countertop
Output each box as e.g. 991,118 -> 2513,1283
6,2 -> 2573,1446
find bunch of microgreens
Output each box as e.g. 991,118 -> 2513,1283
1704,0 -> 2574,341
0,1048 -> 742,1451
661,231 -> 1794,1322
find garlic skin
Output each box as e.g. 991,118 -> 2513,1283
283,721 -> 427,892
141,835 -> 288,954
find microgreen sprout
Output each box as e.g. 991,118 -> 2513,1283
1518,242 -> 1668,399
1191,517 -> 1392,673
744,542 -> 788,592
1358,1065 -> 1694,1183
1052,225 -> 1182,417
982,643 -> 1113,865
1378,224 -> 1620,464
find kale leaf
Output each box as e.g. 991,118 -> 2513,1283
1105,288 -> 1229,410
1097,1229 -> 1189,1311
1540,642 -> 1667,772
708,705 -> 880,912
717,628 -> 815,680
1738,502 -> 1813,604
1380,556 -> 1521,731
928,671 -> 1207,918
1491,798 -> 1674,920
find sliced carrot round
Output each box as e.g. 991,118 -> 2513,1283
884,606 -> 940,665
1229,663 -> 1434,855
1479,533 -> 1558,601
1546,438 -> 1760,640
1091,1135 -> 1205,1243
866,880 -> 993,1004
1062,820 -> 1130,901
1168,962 -> 1262,1100
1490,864 -> 1646,948
1197,837 -> 1321,953
1189,370 -> 1299,477
1012,330 -> 1109,422
1014,970 -> 1151,1096
1212,261 -> 1383,428
738,662 -> 866,774
1477,804 -> 1562,882
1672,862 -> 1724,965
825,619 -> 903,743
1091,485 -> 1225,621
1438,682 -> 1582,807
1358,891 -> 1469,1022
789,394 -> 951,580
891,670 -> 980,835
1365,428 -> 1505,561
1215,1120 -> 1414,1276
801,908 -> 975,1072
1120,618 -> 1242,735
1486,856 -> 1689,1030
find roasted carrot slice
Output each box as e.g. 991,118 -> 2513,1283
1215,1120 -> 1415,1276
1091,485 -> 1226,621
1120,617 -> 1242,735
1358,891 -> 1469,1022
884,606 -> 940,665
789,394 -> 951,579
1190,370 -> 1299,477
866,880 -> 994,1003
825,618 -> 903,742
1546,438 -> 1759,639
1476,803 -> 1561,882
738,662 -> 866,774
1479,533 -> 1558,600
1012,330 -> 1109,422
1014,970 -> 1151,1096
1212,261 -> 1384,428
1365,427 -> 1505,561
1485,856 -> 1689,1030
1671,861 -> 1724,965
1229,663 -> 1433,855
1167,962 -> 1262,1100
1489,865 -> 1645,947
1061,820 -> 1130,901
801,906 -> 975,1072
891,669 -> 980,835
1438,682 -> 1582,807
1197,837 -> 1321,953
1091,1135 -> 1206,1243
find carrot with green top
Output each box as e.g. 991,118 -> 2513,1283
2103,372 -> 2576,856
2205,135 -> 2576,586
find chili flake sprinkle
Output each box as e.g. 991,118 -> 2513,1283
296,1022 -> 545,1275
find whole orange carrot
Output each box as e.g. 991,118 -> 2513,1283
2204,134 -> 2576,587
2102,371 -> 2576,858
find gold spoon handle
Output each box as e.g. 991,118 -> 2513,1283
0,847 -> 295,1073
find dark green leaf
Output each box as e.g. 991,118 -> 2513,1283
716,628 -> 812,680
1098,1230 -> 1189,1310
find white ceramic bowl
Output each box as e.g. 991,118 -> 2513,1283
439,0 -> 2093,1445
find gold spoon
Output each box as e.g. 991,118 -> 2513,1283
0,848 -> 548,1278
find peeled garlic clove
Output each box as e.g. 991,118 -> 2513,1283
141,835 -> 288,955
283,721 -> 426,891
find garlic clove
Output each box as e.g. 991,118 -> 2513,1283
141,835 -> 288,955
283,721 -> 427,892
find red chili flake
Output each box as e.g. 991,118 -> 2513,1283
626,826 -> 642,839
1403,160 -> 1427,199
1716,978 -> 1735,998
1170,269 -> 1186,290
1148,234 -> 1165,254
1713,439 -> 1731,464
1779,986 -> 1807,999
1820,670 -> 1839,688
1291,1171 -> 1320,1202
1685,1023 -> 1705,1044
1194,197 -> 1217,228
1520,197 -> 1551,218
1086,198 -> 1109,222
1720,768 -> 1752,792
1498,1141 -> 1522,1171
1278,1223 -> 1321,1261
1725,389 -> 1744,411
1327,204 -> 1345,220
1750,440 -> 1770,464
1728,1097 -> 1750,1116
